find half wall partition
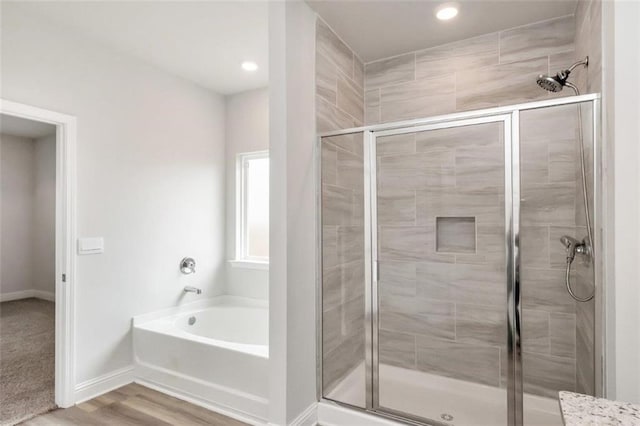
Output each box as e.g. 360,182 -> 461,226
318,94 -> 601,426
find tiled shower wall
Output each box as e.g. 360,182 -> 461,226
316,18 -> 366,394
364,15 -> 576,124
573,0 -> 602,396
318,1 -> 600,400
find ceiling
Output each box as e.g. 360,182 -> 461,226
1,115 -> 56,139
5,1 -> 269,95
307,0 -> 578,62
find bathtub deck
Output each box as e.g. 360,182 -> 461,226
22,383 -> 248,426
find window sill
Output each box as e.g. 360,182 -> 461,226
229,260 -> 269,271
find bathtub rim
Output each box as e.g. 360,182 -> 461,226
133,295 -> 269,358
132,295 -> 268,326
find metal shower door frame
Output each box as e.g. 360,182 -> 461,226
366,113 -> 519,426
316,93 -> 602,426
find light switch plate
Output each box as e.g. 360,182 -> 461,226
78,237 -> 104,255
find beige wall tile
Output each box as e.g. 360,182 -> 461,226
316,19 -> 354,79
323,331 -> 365,394
550,312 -> 577,358
521,226 -> 550,268
365,53 -> 415,90
521,181 -> 576,225
316,52 -> 337,105
379,150 -> 454,170
321,143 -> 337,185
416,263 -> 506,307
377,189 -> 416,225
322,226 -> 338,270
521,139 -> 549,184
336,149 -> 364,191
381,74 -> 456,122
549,50 -> 578,76
323,295 -> 365,354
337,72 -> 364,123
415,122 -> 501,152
364,89 -> 381,125
322,184 -> 354,226
326,133 -> 364,157
376,133 -> 415,155
354,57 -> 364,88
380,293 -> 455,340
456,56 -> 548,111
379,329 -> 416,369
317,98 -> 358,133
323,261 -> 364,314
521,104 -> 577,142
456,304 -> 507,347
379,261 -> 417,296
337,225 -> 364,264
415,33 -> 499,80
549,138 -> 577,183
500,15 -> 575,63
416,337 -> 501,387
379,226 -> 431,261
522,309 -> 550,354
456,224 -> 504,267
416,189 -> 503,225
378,167 -> 456,192
455,142 -> 504,193
522,267 -> 576,313
523,352 -> 576,397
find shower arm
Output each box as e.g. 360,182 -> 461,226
567,57 -> 589,73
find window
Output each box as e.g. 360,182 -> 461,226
234,151 -> 269,267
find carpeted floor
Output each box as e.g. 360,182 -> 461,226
0,298 -> 56,426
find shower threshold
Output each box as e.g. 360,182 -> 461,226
326,363 -> 562,426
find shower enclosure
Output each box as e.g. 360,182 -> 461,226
317,94 -> 601,426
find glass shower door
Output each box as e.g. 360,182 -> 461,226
371,118 -> 510,425
320,132 -> 367,408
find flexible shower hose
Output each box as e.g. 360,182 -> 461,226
565,84 -> 595,302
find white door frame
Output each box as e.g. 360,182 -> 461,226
1,99 -> 77,408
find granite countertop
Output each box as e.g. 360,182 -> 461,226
559,391 -> 640,425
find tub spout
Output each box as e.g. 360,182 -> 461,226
183,286 -> 202,295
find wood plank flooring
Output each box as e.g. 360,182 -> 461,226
21,383 -> 248,426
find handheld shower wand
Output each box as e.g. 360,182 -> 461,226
536,57 -> 594,302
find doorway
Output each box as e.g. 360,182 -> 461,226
0,100 -> 76,424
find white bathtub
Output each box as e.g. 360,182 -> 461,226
133,296 -> 269,423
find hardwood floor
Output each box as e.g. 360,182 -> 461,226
22,383 -> 248,426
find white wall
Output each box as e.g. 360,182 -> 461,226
1,132 -> 56,300
1,6 -> 226,385
604,0 -> 640,404
269,1 -> 317,424
1,134 -> 36,296
225,88 -> 269,300
33,134 -> 56,295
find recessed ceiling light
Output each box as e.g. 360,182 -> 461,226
435,3 -> 459,20
241,61 -> 258,72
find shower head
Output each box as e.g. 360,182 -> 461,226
536,56 -> 589,94
536,72 -> 568,93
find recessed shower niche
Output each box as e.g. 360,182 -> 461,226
435,217 -> 476,253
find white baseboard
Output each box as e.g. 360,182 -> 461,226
0,290 -> 34,302
0,289 -> 55,302
74,365 -> 135,403
33,290 -> 55,301
135,362 -> 268,425
289,402 -> 318,426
